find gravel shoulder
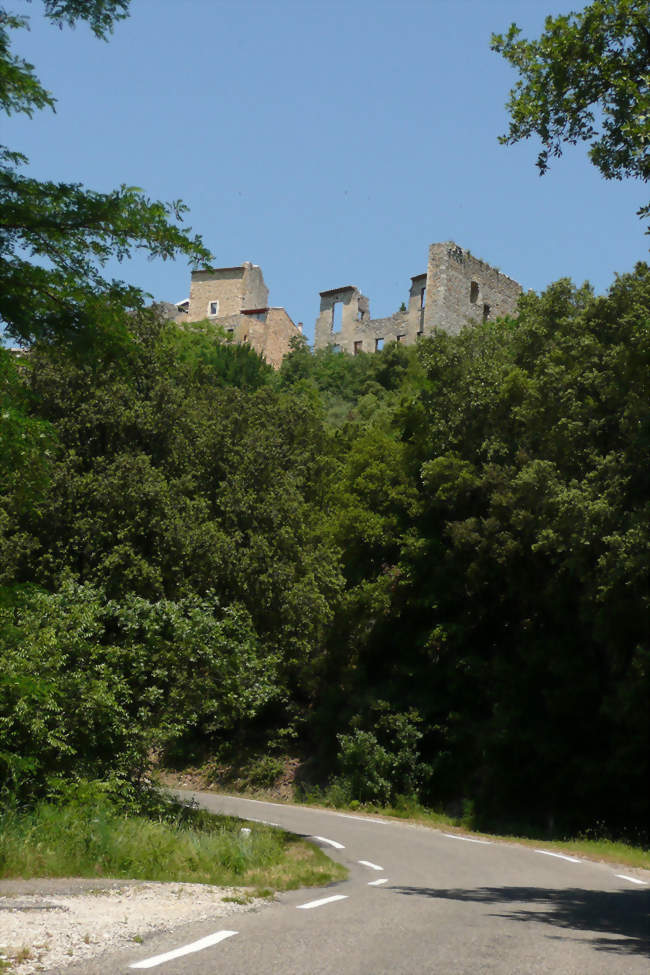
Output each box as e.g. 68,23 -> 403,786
0,878 -> 267,974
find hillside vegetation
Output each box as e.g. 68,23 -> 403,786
2,266 -> 648,843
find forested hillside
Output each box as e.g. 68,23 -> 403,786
2,266 -> 648,840
1,0 -> 647,852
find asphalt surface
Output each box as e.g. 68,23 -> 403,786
56,792 -> 649,974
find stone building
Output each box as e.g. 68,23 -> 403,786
314,241 -> 522,354
173,262 -> 301,370
169,243 -> 522,368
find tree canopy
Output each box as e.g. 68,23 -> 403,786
492,0 -> 650,230
0,0 -> 647,846
1,273 -> 648,838
0,0 -> 210,347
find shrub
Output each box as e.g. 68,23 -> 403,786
0,581 -> 276,802
335,703 -> 431,805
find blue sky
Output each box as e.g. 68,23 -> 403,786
6,0 -> 648,343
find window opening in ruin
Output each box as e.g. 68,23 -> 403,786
420,287 -> 426,309
208,300 -> 219,316
470,281 -> 479,304
226,327 -> 235,336
396,334 -> 406,343
332,301 -> 342,333
375,337 -> 384,351
354,340 -> 363,355
416,330 -> 424,339
332,344 -> 341,354
483,303 -> 490,322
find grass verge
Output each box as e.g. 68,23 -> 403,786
0,796 -> 346,891
160,765 -> 650,871
306,793 -> 650,870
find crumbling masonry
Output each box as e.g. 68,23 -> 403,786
314,242 -> 522,354
171,242 -> 522,368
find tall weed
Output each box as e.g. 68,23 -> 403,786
0,792 -> 342,887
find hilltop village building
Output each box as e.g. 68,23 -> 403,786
172,262 -> 301,370
171,242 -> 522,368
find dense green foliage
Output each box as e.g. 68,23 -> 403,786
492,0 -> 650,230
0,579 -> 273,800
1,0 -> 209,348
0,0 -> 647,846
1,266 -> 648,841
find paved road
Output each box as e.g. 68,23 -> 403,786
64,792 -> 649,974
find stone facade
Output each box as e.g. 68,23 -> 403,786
314,241 -> 522,353
169,242 -> 522,368
175,262 -> 300,369
186,263 -> 269,321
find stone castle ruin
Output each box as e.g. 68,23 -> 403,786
171,242 -> 522,368
315,242 -> 522,353
171,261 -> 301,370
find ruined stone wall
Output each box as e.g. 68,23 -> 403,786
313,242 -> 522,354
354,312 -> 409,352
262,308 -> 301,369
423,242 -> 522,335
407,274 -> 427,339
176,242 -> 522,368
314,286 -> 370,351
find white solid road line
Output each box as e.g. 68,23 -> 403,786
337,813 -> 391,824
358,859 -> 384,870
616,874 -> 648,886
129,931 -> 238,969
296,894 -> 349,910
442,833 -> 491,845
534,850 -> 581,863
368,878 -> 388,886
311,835 -> 345,849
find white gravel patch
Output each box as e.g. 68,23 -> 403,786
0,882 -> 263,974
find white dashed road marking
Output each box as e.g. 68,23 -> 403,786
442,833 -> 491,845
368,878 -> 388,886
296,895 -> 349,910
358,859 -> 383,871
616,874 -> 648,886
534,850 -> 581,863
129,931 -> 237,969
337,813 -> 391,824
311,835 -> 345,849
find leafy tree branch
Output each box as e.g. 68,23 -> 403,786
492,0 -> 649,230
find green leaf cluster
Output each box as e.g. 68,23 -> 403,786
0,1 -> 211,349
0,580 -> 272,802
492,0 -> 650,230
